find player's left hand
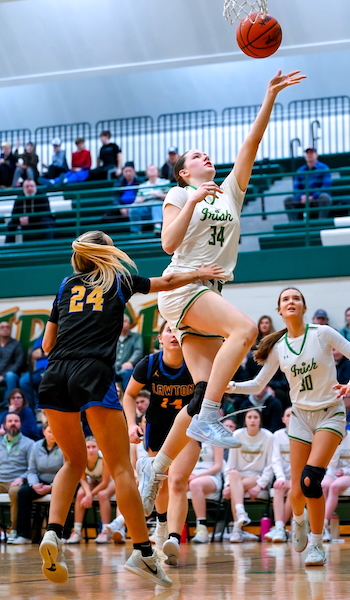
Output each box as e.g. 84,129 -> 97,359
196,263 -> 225,281
333,383 -> 350,398
269,70 -> 307,94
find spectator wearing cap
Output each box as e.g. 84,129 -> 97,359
312,309 -> 329,325
89,130 -> 122,181
0,142 -> 16,188
41,138 -> 68,181
38,139 -> 91,187
101,162 -> 143,227
160,147 -> 179,183
284,148 -> 332,221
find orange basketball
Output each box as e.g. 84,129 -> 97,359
236,13 -> 282,58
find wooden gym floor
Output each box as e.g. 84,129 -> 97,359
1,539 -> 350,600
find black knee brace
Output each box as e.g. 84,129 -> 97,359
300,465 -> 326,499
187,381 -> 207,417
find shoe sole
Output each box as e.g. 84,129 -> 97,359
305,558 -> 327,567
272,538 -> 287,543
39,538 -> 68,583
124,563 -> 172,588
163,540 -> 180,566
186,427 -> 242,449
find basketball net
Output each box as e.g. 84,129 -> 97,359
223,0 -> 268,24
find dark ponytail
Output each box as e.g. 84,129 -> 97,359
174,152 -> 189,187
253,329 -> 287,364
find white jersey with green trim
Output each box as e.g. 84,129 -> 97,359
162,170 -> 245,281
326,431 -> 350,478
234,325 -> 350,411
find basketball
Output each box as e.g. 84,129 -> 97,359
236,13 -> 282,58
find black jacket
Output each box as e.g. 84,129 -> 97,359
0,337 -> 24,375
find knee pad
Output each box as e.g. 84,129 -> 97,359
187,381 -> 207,417
300,464 -> 326,499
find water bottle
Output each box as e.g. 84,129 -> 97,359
330,514 -> 340,540
260,516 -> 272,541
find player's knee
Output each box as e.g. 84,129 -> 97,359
245,321 -> 258,346
187,381 -> 207,417
169,474 -> 187,495
300,465 -> 326,499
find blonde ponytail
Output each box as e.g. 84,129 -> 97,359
71,230 -> 136,293
253,328 -> 287,364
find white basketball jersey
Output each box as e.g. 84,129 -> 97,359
276,324 -> 339,410
272,428 -> 290,480
326,431 -> 350,477
162,170 -> 245,280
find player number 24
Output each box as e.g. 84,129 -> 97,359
160,398 -> 183,410
209,225 -> 225,247
69,285 -> 104,312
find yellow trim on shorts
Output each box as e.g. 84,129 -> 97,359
175,288 -> 211,329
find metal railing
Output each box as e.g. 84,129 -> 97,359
0,167 -> 349,257
0,95 -> 349,172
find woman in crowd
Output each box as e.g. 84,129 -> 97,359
223,409 -> 273,543
12,423 -> 63,544
228,287 -> 350,566
189,443 -> 224,544
13,141 -> 39,186
322,430 -> 350,542
67,436 -> 115,545
37,228 -> 223,586
0,388 -> 41,440
264,406 -> 292,543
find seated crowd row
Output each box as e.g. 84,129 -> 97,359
1,306 -> 350,546
3,146 -> 341,244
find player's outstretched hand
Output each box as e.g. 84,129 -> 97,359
333,383 -> 350,398
225,381 -> 236,394
196,263 -> 225,281
269,70 -> 307,94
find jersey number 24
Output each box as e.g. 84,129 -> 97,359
69,286 -> 104,312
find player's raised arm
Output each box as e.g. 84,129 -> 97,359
233,70 -> 306,192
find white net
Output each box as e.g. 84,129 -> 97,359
223,0 -> 269,24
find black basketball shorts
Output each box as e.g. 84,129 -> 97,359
38,358 -> 122,413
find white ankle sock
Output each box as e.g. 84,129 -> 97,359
153,451 -> 173,474
324,519 -> 329,527
74,522 -> 82,534
293,513 -> 305,524
275,521 -> 284,529
116,515 -> 125,527
310,533 -> 323,546
198,398 -> 221,419
235,503 -> 245,514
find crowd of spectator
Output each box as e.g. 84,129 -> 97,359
3,134 -> 179,243
2,138 -> 344,245
1,302 -> 350,546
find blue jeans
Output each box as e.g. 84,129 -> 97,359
129,202 -> 163,233
116,368 -> 133,390
54,169 -> 89,185
3,371 -> 20,403
19,371 -> 43,409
